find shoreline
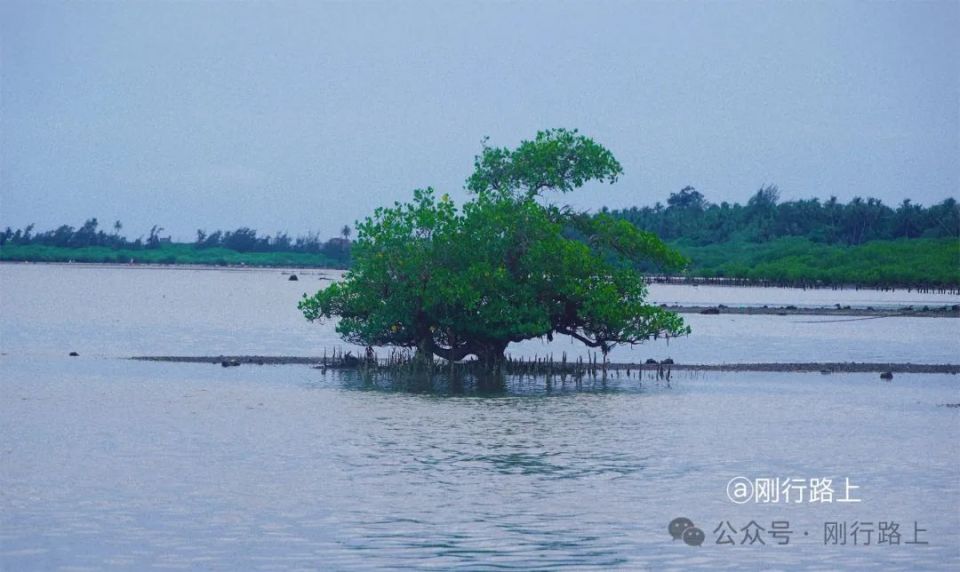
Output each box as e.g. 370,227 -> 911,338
4,260 -> 960,297
130,356 -> 960,374
0,259 -> 341,274
5,261 -> 956,317
665,304 -> 959,318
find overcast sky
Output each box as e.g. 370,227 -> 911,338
1,0 -> 957,240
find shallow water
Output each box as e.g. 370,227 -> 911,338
1,263 -> 958,364
645,281 -> 959,309
1,264 -> 959,570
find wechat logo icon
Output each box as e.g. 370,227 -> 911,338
668,517 -> 705,546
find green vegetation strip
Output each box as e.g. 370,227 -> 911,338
0,243 -> 342,268
4,236 -> 956,288
672,236 -> 959,288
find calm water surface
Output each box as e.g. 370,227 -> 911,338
1,263 -> 957,364
1,264 -> 958,570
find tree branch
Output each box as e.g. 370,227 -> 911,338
555,327 -> 604,348
424,338 -> 476,362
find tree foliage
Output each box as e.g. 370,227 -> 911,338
300,129 -> 689,364
466,128 -> 623,198
610,187 -> 958,246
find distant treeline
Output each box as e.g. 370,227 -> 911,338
2,189 -> 958,286
606,186 -> 959,245
0,219 -> 353,265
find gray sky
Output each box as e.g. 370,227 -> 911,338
2,0 -> 957,241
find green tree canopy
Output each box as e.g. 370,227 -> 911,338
300,129 -> 689,365
466,128 -> 623,198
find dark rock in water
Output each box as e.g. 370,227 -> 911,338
68,351 -> 79,357
699,307 -> 720,315
645,358 -> 659,365
288,274 -> 299,281
820,370 -> 831,375
880,371 -> 893,380
662,358 -> 674,365
221,360 -> 241,367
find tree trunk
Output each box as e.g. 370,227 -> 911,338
414,338 -> 435,367
418,337 -> 474,363
418,337 -> 509,371
475,340 -> 508,370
